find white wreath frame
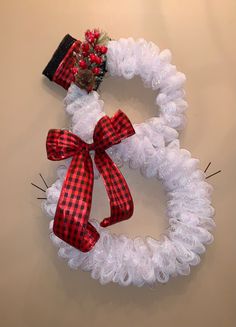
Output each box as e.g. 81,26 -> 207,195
42,38 -> 214,287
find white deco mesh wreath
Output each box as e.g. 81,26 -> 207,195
41,31 -> 215,287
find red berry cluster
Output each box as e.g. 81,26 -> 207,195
71,29 -> 109,92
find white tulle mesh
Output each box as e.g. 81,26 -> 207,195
42,39 -> 214,287
106,38 -> 187,131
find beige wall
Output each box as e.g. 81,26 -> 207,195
1,1 -> 236,326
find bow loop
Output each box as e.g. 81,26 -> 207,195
111,110 -> 135,141
46,129 -> 86,161
93,110 -> 135,151
93,116 -> 119,151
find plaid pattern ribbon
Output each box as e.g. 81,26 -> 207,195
52,39 -> 81,90
46,110 -> 135,252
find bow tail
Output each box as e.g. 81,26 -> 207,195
53,151 -> 100,252
94,151 -> 134,227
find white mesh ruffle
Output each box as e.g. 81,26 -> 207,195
106,38 -> 187,131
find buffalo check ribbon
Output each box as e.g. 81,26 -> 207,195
46,110 -> 135,252
52,39 -> 81,90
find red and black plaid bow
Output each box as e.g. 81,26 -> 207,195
46,110 -> 135,252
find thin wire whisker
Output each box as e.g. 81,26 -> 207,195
39,173 -> 49,189
31,183 -> 46,193
204,162 -> 211,173
206,170 -> 221,179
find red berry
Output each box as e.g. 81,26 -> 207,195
92,67 -> 101,75
85,29 -> 91,39
100,46 -> 107,54
94,45 -> 101,53
89,36 -> 95,43
94,30 -> 100,39
89,53 -> 96,62
95,56 -> 102,64
82,42 -> 90,52
71,67 -> 78,74
79,60 -> 87,69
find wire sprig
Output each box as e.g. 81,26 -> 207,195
204,162 -> 221,179
31,173 -> 48,199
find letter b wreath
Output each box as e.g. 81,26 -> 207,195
40,29 -> 215,287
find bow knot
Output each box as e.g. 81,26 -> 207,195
46,110 -> 135,252
87,143 -> 95,152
